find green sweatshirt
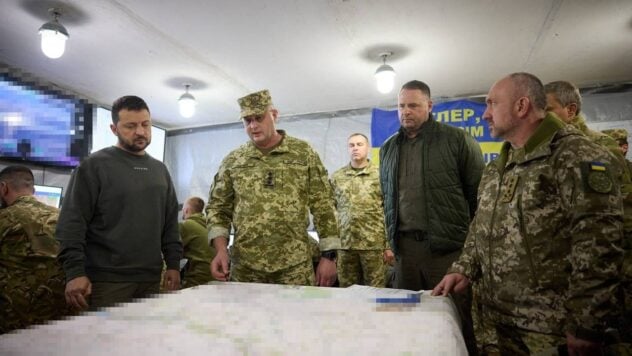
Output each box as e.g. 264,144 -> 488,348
56,146 -> 182,282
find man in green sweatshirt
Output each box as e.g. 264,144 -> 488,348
56,95 -> 182,311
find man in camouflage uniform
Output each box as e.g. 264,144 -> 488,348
603,128 -> 632,172
179,196 -> 215,288
331,133 -> 389,288
544,81 -> 624,155
0,165 -> 70,333
206,90 -> 340,286
546,82 -> 632,349
433,73 -> 624,355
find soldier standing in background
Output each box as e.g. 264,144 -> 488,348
603,128 -> 632,171
206,90 -> 340,286
0,165 -> 70,333
434,73 -> 624,355
545,82 -> 632,348
331,133 -> 390,288
180,196 -> 215,288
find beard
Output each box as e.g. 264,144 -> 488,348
118,135 -> 151,153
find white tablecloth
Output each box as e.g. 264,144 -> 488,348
0,282 -> 466,355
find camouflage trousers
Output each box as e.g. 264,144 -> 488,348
472,283 -> 499,355
337,249 -> 387,288
230,258 -> 316,286
0,263 -> 71,334
494,324 -> 565,356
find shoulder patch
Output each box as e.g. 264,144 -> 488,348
581,161 -> 613,194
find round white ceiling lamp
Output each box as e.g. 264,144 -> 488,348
38,8 -> 69,59
374,52 -> 396,94
178,84 -> 197,118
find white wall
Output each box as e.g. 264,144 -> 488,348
164,91 -> 632,205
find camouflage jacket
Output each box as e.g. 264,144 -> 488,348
331,161 -> 388,250
448,114 -> 624,337
570,114 -> 632,234
0,195 -> 68,332
569,115 -> 621,156
206,131 -> 340,273
180,213 -> 215,287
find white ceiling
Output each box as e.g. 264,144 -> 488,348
1,0 -> 631,130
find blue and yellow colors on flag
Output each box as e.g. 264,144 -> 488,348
370,100 -> 503,164
590,162 -> 606,171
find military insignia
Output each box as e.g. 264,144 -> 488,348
501,175 -> 519,203
581,161 -> 613,194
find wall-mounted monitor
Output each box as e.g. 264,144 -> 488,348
0,71 -> 93,168
33,184 -> 63,209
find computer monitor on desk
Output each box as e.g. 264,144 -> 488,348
33,184 -> 63,209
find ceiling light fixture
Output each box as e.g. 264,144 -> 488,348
374,52 -> 396,94
38,8 -> 69,59
178,84 -> 197,118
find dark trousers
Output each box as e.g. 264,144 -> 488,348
89,281 -> 160,311
396,233 -> 478,355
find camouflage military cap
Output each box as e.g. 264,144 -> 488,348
602,128 -> 629,142
238,90 -> 273,119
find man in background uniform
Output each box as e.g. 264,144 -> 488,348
331,133 -> 389,288
434,73 -> 624,355
206,90 -> 340,286
603,128 -> 632,171
0,165 -> 70,333
546,82 -> 632,349
180,196 -> 215,288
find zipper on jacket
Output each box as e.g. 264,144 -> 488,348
486,169 -> 504,293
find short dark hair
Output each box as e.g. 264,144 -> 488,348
0,165 -> 34,190
401,80 -> 431,98
544,80 -> 582,114
348,133 -> 369,143
111,96 -> 150,124
186,196 -> 205,214
509,72 -> 547,112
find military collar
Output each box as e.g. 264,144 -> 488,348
493,113 -> 565,170
344,160 -> 373,176
186,212 -> 207,225
14,195 -> 39,205
245,130 -> 289,158
569,114 -> 589,133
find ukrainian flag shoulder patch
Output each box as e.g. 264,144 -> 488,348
581,161 -> 613,194
590,162 -> 607,171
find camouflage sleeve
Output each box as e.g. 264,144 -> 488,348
557,140 -> 624,338
459,132 -> 485,219
206,156 -> 234,242
307,148 -> 341,251
447,218 -> 481,280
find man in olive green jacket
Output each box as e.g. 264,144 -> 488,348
180,197 -> 215,288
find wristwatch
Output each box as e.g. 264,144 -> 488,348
321,250 -> 337,261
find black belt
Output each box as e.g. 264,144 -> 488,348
398,230 -> 428,242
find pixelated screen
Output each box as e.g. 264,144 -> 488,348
33,184 -> 63,209
0,73 -> 92,167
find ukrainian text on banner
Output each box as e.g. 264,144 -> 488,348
370,100 -> 503,164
